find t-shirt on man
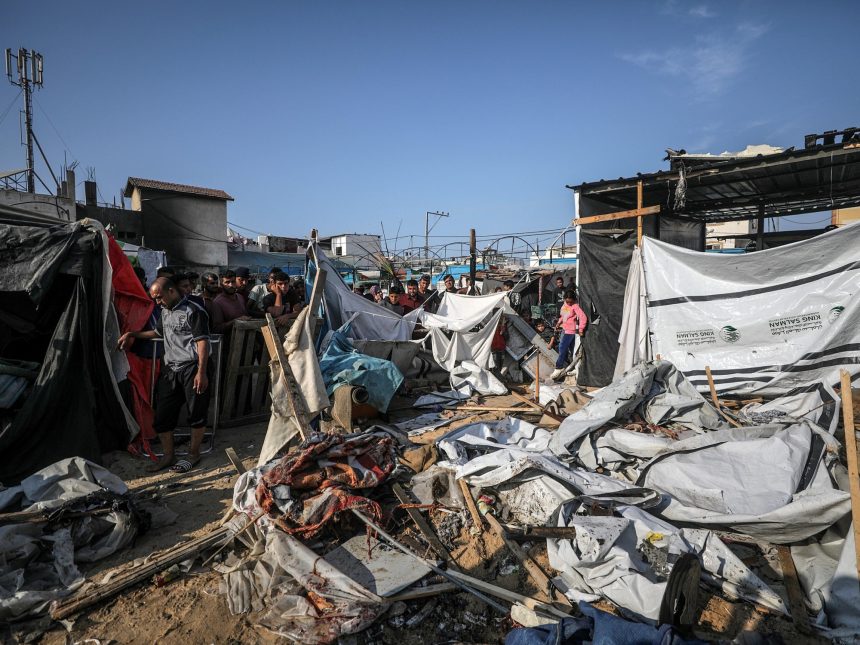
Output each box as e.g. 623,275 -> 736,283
211,292 -> 247,333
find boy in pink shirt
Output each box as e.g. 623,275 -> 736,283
551,290 -> 587,379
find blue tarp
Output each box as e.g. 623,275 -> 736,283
319,329 -> 404,412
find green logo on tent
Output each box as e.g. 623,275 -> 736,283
719,325 -> 741,343
828,306 -> 845,324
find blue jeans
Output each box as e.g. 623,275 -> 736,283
555,333 -> 577,369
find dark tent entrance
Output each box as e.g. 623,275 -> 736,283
0,211 -> 140,484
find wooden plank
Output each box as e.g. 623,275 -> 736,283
225,447 -> 246,475
307,268 -> 327,341
262,313 -> 309,440
392,483 -> 458,568
484,512 -> 571,606
458,479 -> 484,530
51,527 -> 229,620
505,526 -> 579,540
444,569 -> 572,620
636,180 -> 644,246
252,335 -> 272,413
776,546 -> 813,636
575,204 -> 660,227
455,405 -> 540,413
839,369 -> 860,581
705,366 -> 741,428
220,330 -> 245,420
509,391 -> 542,411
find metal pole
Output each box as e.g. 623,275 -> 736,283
469,228 -> 476,294
23,68 -> 35,193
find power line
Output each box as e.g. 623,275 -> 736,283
33,95 -> 75,159
0,88 -> 21,127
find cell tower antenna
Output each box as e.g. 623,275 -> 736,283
5,47 -> 43,193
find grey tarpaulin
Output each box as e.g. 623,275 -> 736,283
0,458 -> 141,622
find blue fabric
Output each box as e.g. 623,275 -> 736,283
556,332 -> 576,369
505,602 -> 706,645
319,329 -> 404,412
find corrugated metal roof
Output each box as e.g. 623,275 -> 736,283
569,141 -> 860,222
124,177 -> 233,201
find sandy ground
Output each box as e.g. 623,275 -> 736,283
29,393 -> 826,645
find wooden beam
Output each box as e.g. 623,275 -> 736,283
776,546 -> 813,636
261,314 -> 309,440
458,478 -> 485,531
392,483 -> 458,568
307,268 -> 327,340
839,370 -> 860,581
574,205 -> 660,227
484,512 -> 571,606
636,180 -> 644,246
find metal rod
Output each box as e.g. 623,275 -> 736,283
350,509 -> 509,614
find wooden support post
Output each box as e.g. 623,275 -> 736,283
534,357 -> 540,402
839,370 -> 860,581
307,268 -> 327,340
509,390 -> 542,411
776,546 -> 813,635
705,366 -> 741,428
484,512 -> 572,606
458,478 -> 484,530
261,314 -> 309,440
636,180 -> 644,246
392,483 -> 458,568
756,203 -> 765,251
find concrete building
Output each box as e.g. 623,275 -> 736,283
705,220 -> 757,250
124,177 -> 232,266
0,169 -> 74,221
317,233 -> 382,270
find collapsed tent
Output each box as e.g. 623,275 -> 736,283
617,222 -> 860,431
0,214 -> 147,484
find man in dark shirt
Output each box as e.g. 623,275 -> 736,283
553,276 -> 566,308
418,274 -> 440,314
118,277 -> 211,472
175,272 -> 206,309
234,266 -> 254,301
441,274 -> 457,294
262,271 -> 301,324
399,279 -> 424,313
211,270 -> 250,334
200,272 -> 220,321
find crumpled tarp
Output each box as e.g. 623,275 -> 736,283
0,457 -> 143,622
253,432 -> 397,537
549,360 -> 727,458
218,516 -> 387,645
419,292 -> 515,395
319,329 -> 404,412
258,306 -> 331,466
547,502 -> 786,622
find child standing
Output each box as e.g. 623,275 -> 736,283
551,290 -> 586,380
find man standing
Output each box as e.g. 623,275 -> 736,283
200,272 -> 221,320
118,277 -> 211,472
399,279 -> 424,313
457,276 -> 475,295
174,272 -> 206,308
211,270 -> 250,334
441,274 -> 457,294
418,274 -> 440,314
553,276 -> 566,308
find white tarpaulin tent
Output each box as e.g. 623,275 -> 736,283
616,223 -> 860,432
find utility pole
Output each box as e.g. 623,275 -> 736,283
469,228 -> 477,295
5,48 -> 43,194
424,210 -> 449,260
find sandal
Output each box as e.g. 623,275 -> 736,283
170,457 -> 200,474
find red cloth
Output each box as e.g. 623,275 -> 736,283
105,235 -> 156,454
491,323 -> 507,352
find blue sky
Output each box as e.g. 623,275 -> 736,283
2,1 -> 858,251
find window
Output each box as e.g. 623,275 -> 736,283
335,246 -> 343,256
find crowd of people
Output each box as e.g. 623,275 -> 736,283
121,264 -> 586,474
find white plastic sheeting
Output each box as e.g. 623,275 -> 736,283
547,503 -> 787,622
419,292 -> 515,395
613,246 -> 650,379
617,224 -> 860,431
257,307 -> 331,466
